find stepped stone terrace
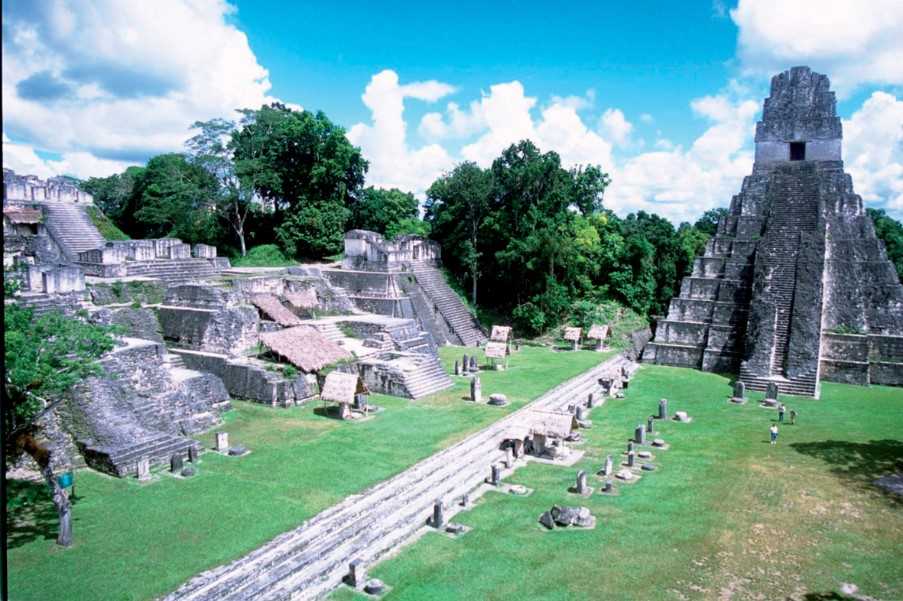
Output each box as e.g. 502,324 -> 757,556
643,66 -> 903,397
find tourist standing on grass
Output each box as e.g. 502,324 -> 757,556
789,409 -> 796,425
769,424 -> 779,445
778,404 -> 786,423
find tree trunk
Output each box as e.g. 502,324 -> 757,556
238,230 -> 247,257
20,433 -> 72,547
471,270 -> 477,307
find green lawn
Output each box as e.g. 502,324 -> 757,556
331,366 -> 903,601
6,345 -> 610,601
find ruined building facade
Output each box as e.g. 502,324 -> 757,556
643,67 -> 903,397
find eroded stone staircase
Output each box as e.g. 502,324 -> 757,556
40,202 -> 106,261
409,263 -> 487,346
124,259 -> 218,284
401,355 -> 454,398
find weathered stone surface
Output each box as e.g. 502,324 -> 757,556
642,66 -> 903,397
674,411 -> 691,423
488,393 -> 508,406
615,469 -> 634,481
548,505 -> 595,528
228,445 -> 247,456
652,438 -> 666,448
181,466 -> 196,477
641,463 -> 656,471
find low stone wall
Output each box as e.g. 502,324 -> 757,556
820,333 -> 903,386
172,350 -> 315,406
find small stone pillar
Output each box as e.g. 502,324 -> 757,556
137,457 -> 151,481
646,416 -> 654,434
505,447 -> 514,468
627,450 -> 636,468
765,382 -> 779,405
489,463 -> 501,486
575,406 -> 589,422
188,445 -> 199,463
470,375 -> 482,403
462,354 -> 469,374
215,432 -> 229,452
170,453 -> 184,473
432,500 -> 445,528
587,392 -> 595,408
634,424 -> 646,445
732,381 -> 746,403
348,559 -> 366,589
576,470 -> 588,495
658,398 -> 668,420
604,454 -> 613,476
602,480 -> 613,493
460,494 -> 470,508
572,339 -> 579,352
454,360 -> 461,376
354,393 -> 367,412
513,438 -> 525,458
469,356 -> 478,372
627,441 -> 634,455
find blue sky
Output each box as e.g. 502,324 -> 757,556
3,0 -> 901,222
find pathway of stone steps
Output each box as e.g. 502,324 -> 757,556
164,354 -> 629,601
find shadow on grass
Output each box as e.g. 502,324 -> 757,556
790,438 -> 903,505
797,593 -> 851,600
6,479 -> 70,549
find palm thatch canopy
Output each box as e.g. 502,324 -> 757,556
320,371 -> 367,405
490,325 -> 512,342
587,324 -> 611,340
259,325 -> 351,372
251,294 -> 303,326
563,327 -> 582,342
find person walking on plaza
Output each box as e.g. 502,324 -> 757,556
778,404 -> 786,423
769,424 -> 779,445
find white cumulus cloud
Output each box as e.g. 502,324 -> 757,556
842,91 -> 903,211
599,108 -> 634,147
347,70 -> 456,196
2,0 -> 280,178
731,0 -> 903,96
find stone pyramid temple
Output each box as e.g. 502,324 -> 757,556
643,66 -> 903,397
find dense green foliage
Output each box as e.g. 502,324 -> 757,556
349,187 -> 423,238
868,208 -> 903,280
85,206 -> 129,241
426,141 -> 706,333
4,302 -> 117,452
230,244 -> 297,267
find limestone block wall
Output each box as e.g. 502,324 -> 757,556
158,305 -> 259,355
173,350 -> 315,406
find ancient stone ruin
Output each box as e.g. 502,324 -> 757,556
643,67 -> 903,397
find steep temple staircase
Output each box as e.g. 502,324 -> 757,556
40,203 -> 106,261
409,262 -> 487,347
740,164 -> 821,396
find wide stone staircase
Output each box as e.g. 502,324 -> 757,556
81,432 -> 195,478
400,355 -> 454,398
40,202 -> 106,261
124,259 -> 219,284
739,166 -> 821,396
164,356 -> 629,601
409,263 -> 487,347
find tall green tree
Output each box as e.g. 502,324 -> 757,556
81,166 -> 145,221
230,104 -> 368,258
694,207 -> 728,236
426,162 -> 492,306
349,187 -> 420,237
121,153 -> 221,243
186,118 -> 254,256
4,285 -> 117,546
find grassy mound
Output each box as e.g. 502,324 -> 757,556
231,244 -> 298,267
85,206 -> 129,241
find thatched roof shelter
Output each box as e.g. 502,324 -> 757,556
485,341 -> 507,359
251,294 -> 303,326
587,324 -> 611,340
320,371 -> 367,405
490,325 -> 512,342
259,325 -> 351,372
285,288 -> 318,310
3,207 -> 43,224
563,327 -> 582,342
